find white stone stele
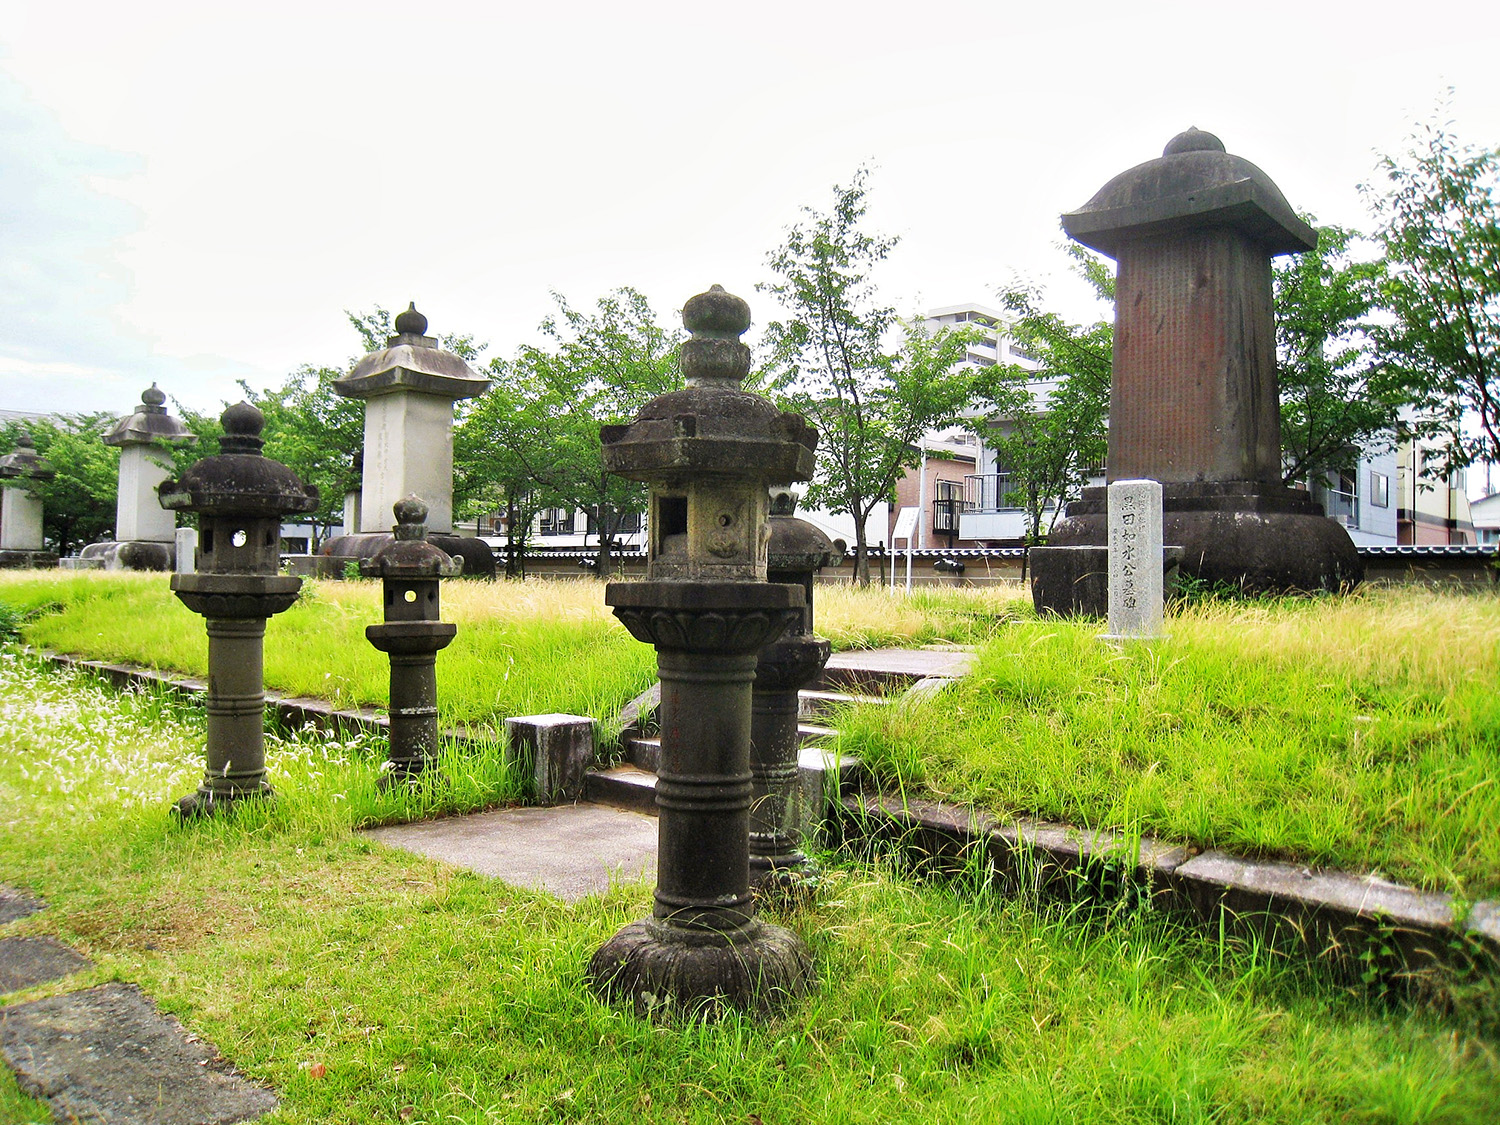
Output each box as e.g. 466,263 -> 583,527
360,393 -> 456,536
0,486 -> 44,551
115,444 -> 177,543
175,527 -> 199,574
342,489 -> 362,539
1101,478 -> 1165,643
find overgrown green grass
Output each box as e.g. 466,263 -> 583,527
1,653 -> 1495,1123
840,585 -> 1500,898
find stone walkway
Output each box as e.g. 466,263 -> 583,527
0,886 -> 276,1125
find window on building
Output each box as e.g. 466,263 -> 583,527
1370,471 -> 1390,508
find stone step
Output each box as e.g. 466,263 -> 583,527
815,648 -> 976,695
582,764 -> 658,816
625,722 -> 840,773
798,688 -> 887,720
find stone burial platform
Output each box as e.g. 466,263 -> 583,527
363,803 -> 658,904
0,983 -> 277,1125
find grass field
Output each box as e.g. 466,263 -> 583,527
1,654 -> 1495,1124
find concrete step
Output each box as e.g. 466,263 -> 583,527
798,689 -> 887,720
815,648 -> 976,695
626,722 -> 840,773
582,764 -> 658,816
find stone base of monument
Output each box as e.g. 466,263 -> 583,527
586,916 -> 814,1019
0,550 -> 58,570
79,540 -> 175,571
318,531 -> 496,579
1028,545 -> 1109,617
1039,482 -> 1361,614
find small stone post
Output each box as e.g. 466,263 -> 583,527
749,489 -> 837,896
1102,479 -> 1164,642
175,527 -> 198,574
0,433 -> 56,569
588,285 -> 819,1017
159,403 -> 318,817
362,497 -> 461,784
99,384 -> 197,570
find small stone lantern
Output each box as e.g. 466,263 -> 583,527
588,285 -> 819,1017
159,402 -> 318,817
750,489 -> 839,895
96,383 -> 197,571
0,432 -> 57,569
362,496 -> 461,783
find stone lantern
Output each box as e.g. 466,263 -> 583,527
90,383 -> 197,570
0,432 -> 57,569
587,285 -> 819,1017
1038,127 -> 1361,601
159,402 -> 318,817
361,496 -> 461,783
749,489 -> 839,895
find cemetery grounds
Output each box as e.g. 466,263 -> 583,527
0,571 -> 1496,1123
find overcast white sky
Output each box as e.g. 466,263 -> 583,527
3,0 -> 1498,423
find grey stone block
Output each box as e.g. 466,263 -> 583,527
0,936 -> 91,993
0,887 -> 44,927
506,713 -> 596,803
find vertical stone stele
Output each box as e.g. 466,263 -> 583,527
361,496 -> 461,784
1038,128 -> 1362,605
0,433 -> 57,569
1101,478 -> 1165,642
158,402 -> 318,818
749,489 -> 839,898
90,384 -> 197,571
323,303 -> 496,578
588,285 -> 819,1018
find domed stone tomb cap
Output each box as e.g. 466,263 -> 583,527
1061,128 -> 1316,258
0,431 -> 55,482
103,383 -> 198,447
767,489 -> 839,572
334,302 -> 490,402
600,285 -> 818,485
362,496 -> 462,578
158,401 -> 319,517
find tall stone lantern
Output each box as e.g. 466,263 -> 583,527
1040,128 -> 1361,599
750,489 -> 839,894
362,496 -> 462,783
0,432 -> 57,569
587,285 -> 819,1017
159,402 -> 319,817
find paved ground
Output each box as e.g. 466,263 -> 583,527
364,803 -> 658,903
1,983 -> 278,1125
0,887 -> 44,927
0,936 -> 91,994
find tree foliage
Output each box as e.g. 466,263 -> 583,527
759,169 -> 980,583
0,414 -> 118,556
1273,222 -> 1409,484
985,245 -> 1112,543
1364,113 -> 1500,475
458,288 -> 681,575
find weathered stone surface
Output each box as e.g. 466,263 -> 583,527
1029,545 -> 1109,617
0,982 -> 277,1124
0,936 -> 91,993
506,714 -> 597,803
0,887 -> 44,927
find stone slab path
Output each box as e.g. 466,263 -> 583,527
0,887 -> 44,927
0,936 -> 91,994
0,983 -> 278,1125
365,803 -> 657,903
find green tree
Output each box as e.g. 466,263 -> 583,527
984,245 -> 1112,544
1274,221 -> 1409,485
459,288 -> 681,575
759,170 -> 980,584
0,414 -> 118,556
1364,113 -> 1500,473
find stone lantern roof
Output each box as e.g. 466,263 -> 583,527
1062,127 -> 1317,258
0,432 -> 55,482
159,402 -> 319,518
767,490 -> 840,573
601,286 -> 817,485
103,384 -> 198,447
362,496 -> 462,579
334,303 -> 490,401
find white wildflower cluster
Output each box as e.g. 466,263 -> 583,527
0,653 -> 200,808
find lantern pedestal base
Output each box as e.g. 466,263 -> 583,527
587,917 -> 813,1019
172,780 -> 273,820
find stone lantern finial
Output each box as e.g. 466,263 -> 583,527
681,284 -> 752,388
393,302 -> 428,339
